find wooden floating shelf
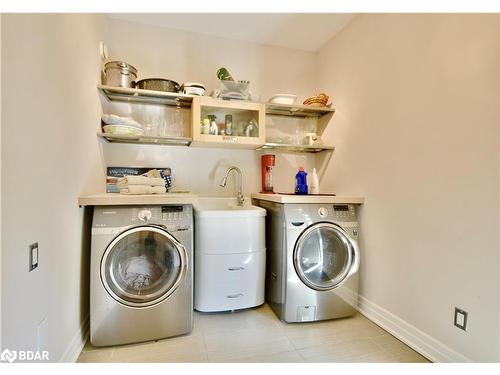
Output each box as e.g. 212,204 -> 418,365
98,85 -> 334,117
97,132 -> 192,146
257,143 -> 335,153
98,85 -> 195,107
265,102 -> 335,118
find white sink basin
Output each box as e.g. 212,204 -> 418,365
194,197 -> 266,217
193,197 -> 267,312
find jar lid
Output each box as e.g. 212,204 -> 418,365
105,61 -> 137,74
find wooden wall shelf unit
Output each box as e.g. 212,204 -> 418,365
97,85 -> 335,153
191,96 -> 266,149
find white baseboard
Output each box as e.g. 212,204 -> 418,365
357,294 -> 472,363
59,315 -> 89,363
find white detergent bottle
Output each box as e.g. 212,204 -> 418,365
310,168 -> 320,194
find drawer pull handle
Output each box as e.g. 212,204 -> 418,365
227,293 -> 243,299
291,222 -> 305,227
228,267 -> 245,271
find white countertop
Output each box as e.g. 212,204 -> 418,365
78,193 -> 199,206
251,193 -> 364,204
79,192 -> 364,206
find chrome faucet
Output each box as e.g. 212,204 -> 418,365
220,166 -> 244,206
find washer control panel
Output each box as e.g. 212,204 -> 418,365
93,205 -> 193,231
161,205 -> 184,221
331,204 -> 356,221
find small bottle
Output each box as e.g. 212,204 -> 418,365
201,118 -> 210,134
225,114 -> 233,135
209,115 -> 218,135
295,166 -> 308,195
310,168 -> 319,194
264,166 -> 273,192
245,119 -> 257,137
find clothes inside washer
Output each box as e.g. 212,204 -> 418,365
122,254 -> 162,291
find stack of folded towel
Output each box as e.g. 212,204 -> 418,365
117,175 -> 166,195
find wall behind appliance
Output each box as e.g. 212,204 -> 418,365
0,14 -> 3,351
1,14 -> 106,361
101,17 -> 319,195
317,14 -> 499,361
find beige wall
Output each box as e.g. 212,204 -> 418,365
100,18 -> 319,195
317,14 -> 499,362
1,14 -> 105,361
0,14 -> 3,351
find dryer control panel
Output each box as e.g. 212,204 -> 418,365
331,204 -> 356,221
314,204 -> 356,221
283,203 -> 358,226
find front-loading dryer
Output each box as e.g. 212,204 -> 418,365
254,201 -> 360,323
90,205 -> 193,346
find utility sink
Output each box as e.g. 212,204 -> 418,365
193,197 -> 266,312
194,197 -> 266,217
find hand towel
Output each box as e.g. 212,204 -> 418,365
119,185 -> 167,195
117,175 -> 165,187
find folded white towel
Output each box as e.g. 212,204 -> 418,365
117,175 -> 165,187
119,185 -> 166,195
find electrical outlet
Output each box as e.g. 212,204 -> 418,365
29,242 -> 39,271
454,307 -> 468,331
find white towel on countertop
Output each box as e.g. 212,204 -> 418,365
117,175 -> 165,187
119,185 -> 166,195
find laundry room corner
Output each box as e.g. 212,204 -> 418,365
2,5 -> 500,369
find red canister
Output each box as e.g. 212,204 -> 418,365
261,154 -> 276,193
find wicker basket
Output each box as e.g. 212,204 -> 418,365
303,93 -> 329,107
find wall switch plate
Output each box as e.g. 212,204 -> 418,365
454,307 -> 468,331
29,242 -> 38,271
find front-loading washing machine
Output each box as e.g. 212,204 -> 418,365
90,205 -> 193,346
254,200 -> 360,323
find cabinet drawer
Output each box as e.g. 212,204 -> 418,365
194,251 -> 265,312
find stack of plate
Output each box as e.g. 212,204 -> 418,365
268,94 -> 297,105
101,114 -> 144,136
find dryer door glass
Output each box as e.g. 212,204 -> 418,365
294,223 -> 354,291
101,226 -> 187,308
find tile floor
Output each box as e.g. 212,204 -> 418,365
77,304 -> 430,363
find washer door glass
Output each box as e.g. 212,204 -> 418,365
101,226 -> 186,307
294,223 -> 354,291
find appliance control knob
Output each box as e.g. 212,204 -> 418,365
318,207 -> 328,218
138,209 -> 152,221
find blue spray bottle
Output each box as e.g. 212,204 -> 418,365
295,166 -> 308,195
